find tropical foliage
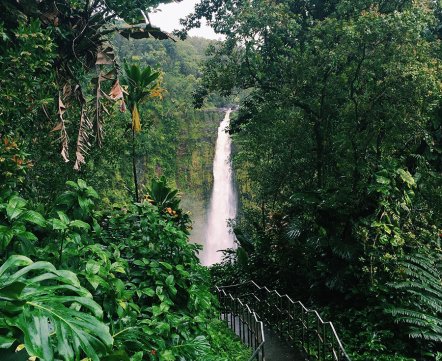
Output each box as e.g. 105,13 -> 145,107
5,0 -> 442,359
183,0 -> 442,359
0,165 -> 249,360
0,1 -> 248,360
0,255 -> 112,361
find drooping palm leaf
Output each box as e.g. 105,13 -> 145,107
118,24 -> 172,41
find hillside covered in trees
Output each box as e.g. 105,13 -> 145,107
0,1 -> 245,360
2,0 -> 442,360
182,0 -> 442,360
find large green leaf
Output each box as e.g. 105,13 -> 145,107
77,196 -> 93,212
0,256 -> 113,361
19,210 -> 46,227
18,301 -> 112,361
0,282 -> 25,301
397,168 -> 415,187
6,196 -> 27,221
65,181 -> 79,190
77,179 -> 87,189
51,218 -> 68,230
70,220 -> 91,230
0,255 -> 32,277
0,225 -> 14,251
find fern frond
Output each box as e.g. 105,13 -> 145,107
409,330 -> 442,342
387,252 -> 442,343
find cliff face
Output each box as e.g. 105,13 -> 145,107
111,36 -> 228,243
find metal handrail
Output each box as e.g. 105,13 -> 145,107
216,286 -> 266,361
218,281 -> 351,361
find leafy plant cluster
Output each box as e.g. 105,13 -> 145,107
0,0 -> 228,260
0,144 -> 250,361
0,0 -> 174,169
2,18 -> 226,215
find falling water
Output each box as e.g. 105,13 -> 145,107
202,109 -> 237,266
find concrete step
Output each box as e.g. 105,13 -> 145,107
223,313 -> 305,361
264,327 -> 304,361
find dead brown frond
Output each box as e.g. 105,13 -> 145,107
57,93 -> 69,163
74,104 -> 93,171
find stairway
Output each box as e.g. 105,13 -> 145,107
217,281 -> 351,361
263,327 -> 304,361
225,312 -> 304,360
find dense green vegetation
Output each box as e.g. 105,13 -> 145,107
3,0 -> 442,359
0,0 -> 247,360
183,0 -> 442,360
0,169 -> 250,360
0,0 -> 227,204
112,34 -> 227,202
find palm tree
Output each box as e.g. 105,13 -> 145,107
123,62 -> 161,202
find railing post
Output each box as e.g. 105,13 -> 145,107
262,343 -> 265,361
231,297 -> 234,326
306,310 -> 310,358
242,308 -> 245,344
317,317 -> 320,360
239,305 -> 242,341
301,306 -> 306,354
248,311 -> 252,348
287,298 -> 291,339
233,300 -> 237,335
293,302 -> 297,349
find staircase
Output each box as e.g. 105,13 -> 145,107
216,281 -> 351,361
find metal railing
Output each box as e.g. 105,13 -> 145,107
217,281 -> 351,361
216,286 -> 266,361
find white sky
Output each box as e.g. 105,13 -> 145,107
149,0 -> 222,40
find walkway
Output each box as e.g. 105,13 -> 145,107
226,312 -> 304,361
217,281 -> 351,361
264,327 -> 304,361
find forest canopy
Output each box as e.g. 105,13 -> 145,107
2,0 -> 442,360
182,0 -> 442,359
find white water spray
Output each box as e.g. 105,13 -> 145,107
202,109 -> 237,266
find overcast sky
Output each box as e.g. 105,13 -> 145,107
149,0 -> 222,40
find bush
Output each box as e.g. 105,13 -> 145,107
0,178 -> 250,360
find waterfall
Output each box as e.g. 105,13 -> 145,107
202,109 -> 237,266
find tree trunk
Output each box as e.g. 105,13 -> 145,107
132,128 -> 139,202
313,118 -> 324,188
